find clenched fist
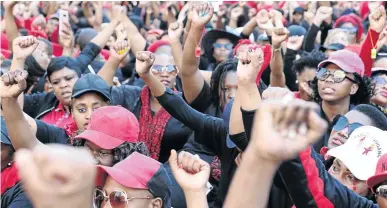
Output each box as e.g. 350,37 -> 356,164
12,36 -> 39,60
0,70 -> 28,99
135,51 -> 156,76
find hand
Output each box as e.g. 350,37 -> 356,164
271,27 -> 289,49
135,51 -> 155,76
217,5 -> 227,17
313,6 -> 333,26
230,6 -> 243,21
191,3 -> 214,27
376,27 -> 387,51
169,150 -> 210,192
15,144 -> 96,208
12,36 -> 39,60
3,1 -> 17,10
111,5 -> 125,23
304,11 -> 315,25
369,5 -> 386,33
287,35 -> 304,51
168,21 -> 184,42
0,70 -> 28,99
256,9 -> 274,31
262,87 -> 294,100
269,9 -> 284,28
250,98 -> 328,162
109,40 -> 130,63
59,21 -> 74,48
115,23 -> 128,41
236,46 -> 264,84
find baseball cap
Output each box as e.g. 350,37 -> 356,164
327,126 -> 387,181
318,49 -> 365,77
293,7 -> 305,14
75,106 -> 139,150
96,152 -> 172,208
1,117 -> 12,146
288,25 -> 307,37
72,74 -> 111,102
367,153 -> 387,192
326,43 -> 345,51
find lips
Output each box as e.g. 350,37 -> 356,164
331,137 -> 346,146
378,90 -> 387,97
61,91 -> 72,97
322,87 -> 335,94
161,80 -> 170,85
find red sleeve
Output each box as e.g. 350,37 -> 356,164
359,29 -> 380,77
256,44 -> 272,84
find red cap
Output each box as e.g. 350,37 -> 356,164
96,152 -> 171,207
318,49 -> 365,77
147,29 -> 164,36
147,40 -> 170,53
367,153 -> 387,192
75,106 -> 139,150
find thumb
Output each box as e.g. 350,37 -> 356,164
15,149 -> 43,191
16,70 -> 28,91
168,150 -> 179,174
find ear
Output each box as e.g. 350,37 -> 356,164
149,197 -> 163,208
349,83 -> 359,95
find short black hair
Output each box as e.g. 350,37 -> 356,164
311,75 -> 374,105
353,104 -> 387,131
47,57 -> 82,80
38,38 -> 53,57
292,50 -> 327,74
72,139 -> 150,166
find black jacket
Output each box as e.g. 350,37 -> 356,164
1,182 -> 33,208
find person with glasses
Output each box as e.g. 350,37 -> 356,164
310,49 -> 374,152
370,67 -> 387,116
98,40 -> 192,163
94,152 -> 171,208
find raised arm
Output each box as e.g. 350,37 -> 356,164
168,22 -> 184,71
269,27 -> 288,88
98,41 -> 130,86
1,70 -> 42,150
135,51 -> 226,155
181,3 -> 214,104
303,6 -> 333,52
224,98 -> 328,208
121,11 -> 147,55
3,1 -> 19,51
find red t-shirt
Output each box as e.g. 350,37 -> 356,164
40,103 -> 74,129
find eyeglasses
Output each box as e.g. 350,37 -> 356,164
340,27 -> 358,34
213,43 -> 233,50
316,68 -> 359,83
84,145 -> 113,161
151,65 -> 177,74
373,76 -> 387,85
93,188 -> 152,208
376,185 -> 387,197
332,115 -> 363,136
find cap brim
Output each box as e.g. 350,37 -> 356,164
367,173 -> 387,192
202,30 -> 241,61
72,89 -> 111,101
1,132 -> 12,145
96,165 -> 148,189
318,59 -> 358,75
328,146 -> 377,181
75,129 -> 124,150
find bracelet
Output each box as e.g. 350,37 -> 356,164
273,47 -> 281,53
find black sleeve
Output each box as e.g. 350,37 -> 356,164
2,183 -> 33,208
283,48 -> 298,91
303,24 -> 320,52
229,132 -> 248,151
320,22 -> 333,49
240,108 -> 255,142
185,81 -> 213,113
23,92 -> 47,118
110,85 -> 142,112
74,42 -> 101,74
35,120 -> 69,144
156,88 -> 227,156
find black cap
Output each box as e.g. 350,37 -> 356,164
72,74 -> 111,101
293,7 -> 305,15
1,117 -> 12,145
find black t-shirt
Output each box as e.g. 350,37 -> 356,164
111,85 -> 192,163
35,120 -> 69,145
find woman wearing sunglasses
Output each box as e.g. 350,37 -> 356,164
311,49 -> 374,152
370,67 -> 387,116
98,41 -> 192,163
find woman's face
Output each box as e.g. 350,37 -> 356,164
219,71 -> 238,109
72,92 -> 109,131
329,31 -> 350,46
49,68 -> 79,106
328,159 -> 370,197
213,38 -> 233,63
371,74 -> 387,106
83,140 -> 113,166
317,63 -> 358,103
151,53 -> 178,89
297,67 -> 316,101
32,40 -> 52,70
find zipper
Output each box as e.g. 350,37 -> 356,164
35,106 -> 55,119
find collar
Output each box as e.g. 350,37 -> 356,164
55,102 -> 66,113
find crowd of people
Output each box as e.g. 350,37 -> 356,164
1,1 -> 387,208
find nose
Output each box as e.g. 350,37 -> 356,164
337,127 -> 349,138
85,109 -> 92,120
324,75 -> 335,83
59,80 -> 69,88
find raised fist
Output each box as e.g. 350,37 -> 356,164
135,51 -> 156,76
109,40 -> 130,63
314,6 -> 333,26
369,5 -> 386,33
256,9 -> 274,31
191,3 -> 214,27
0,69 -> 28,99
168,21 -> 184,42
236,46 -> 264,84
272,27 -> 290,49
12,36 -> 39,60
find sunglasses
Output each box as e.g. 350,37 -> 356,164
332,115 -> 363,136
373,76 -> 387,85
376,185 -> 387,197
340,27 -> 358,34
93,188 -> 152,208
316,68 -> 359,83
151,65 -> 177,74
213,43 -> 233,50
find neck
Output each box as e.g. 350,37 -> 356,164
322,97 -> 351,122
